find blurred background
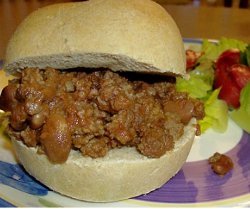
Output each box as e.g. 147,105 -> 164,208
0,0 -> 249,8
0,0 -> 249,59
0,0 -> 247,8
154,0 -> 249,7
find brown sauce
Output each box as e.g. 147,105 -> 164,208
0,68 -> 204,163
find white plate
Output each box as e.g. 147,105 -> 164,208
0,39 -> 250,207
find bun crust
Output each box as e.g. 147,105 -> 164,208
12,119 -> 196,202
4,0 -> 185,76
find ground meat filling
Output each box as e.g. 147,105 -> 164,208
0,68 -> 204,163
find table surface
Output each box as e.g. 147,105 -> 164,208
0,1 -> 250,60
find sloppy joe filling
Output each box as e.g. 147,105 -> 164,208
0,68 -> 204,163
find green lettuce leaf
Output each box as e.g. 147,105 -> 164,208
200,37 -> 248,62
241,44 -> 250,66
176,76 -> 211,99
230,83 -> 250,133
176,59 -> 214,100
199,89 -> 228,133
246,45 -> 250,66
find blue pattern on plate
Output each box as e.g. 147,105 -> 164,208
0,197 -> 16,207
183,38 -> 203,44
0,161 -> 49,195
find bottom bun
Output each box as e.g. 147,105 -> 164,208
12,119 -> 196,202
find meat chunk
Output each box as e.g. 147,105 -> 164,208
208,152 -> 234,176
138,126 -> 174,158
97,71 -> 134,113
0,83 -> 18,112
10,104 -> 27,131
80,137 -> 109,158
40,111 -> 71,164
106,110 -> 137,145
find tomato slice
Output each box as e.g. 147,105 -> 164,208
214,65 -> 228,89
214,49 -> 241,88
230,64 -> 250,89
215,49 -> 241,73
214,49 -> 242,108
218,77 -> 241,108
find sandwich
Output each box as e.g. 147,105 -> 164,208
0,0 -> 204,202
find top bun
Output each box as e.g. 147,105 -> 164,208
4,0 -> 186,76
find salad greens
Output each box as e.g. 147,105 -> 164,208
241,45 -> 250,66
199,89 -> 228,133
176,60 -> 214,99
177,37 -> 250,133
200,37 -> 248,62
230,83 -> 250,133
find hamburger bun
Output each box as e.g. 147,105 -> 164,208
2,0 -> 198,203
4,0 -> 186,76
12,118 -> 196,202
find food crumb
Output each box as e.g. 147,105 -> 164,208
208,152 -> 234,176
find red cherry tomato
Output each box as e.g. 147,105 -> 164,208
214,49 -> 245,108
215,49 -> 241,74
214,49 -> 241,88
214,65 -> 229,89
218,76 -> 241,108
230,64 -> 250,89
